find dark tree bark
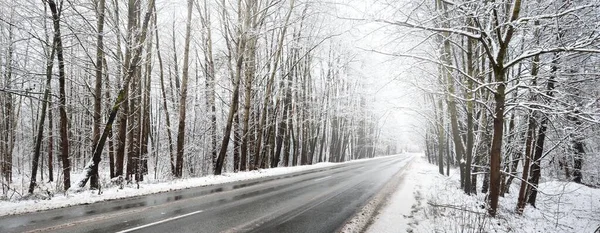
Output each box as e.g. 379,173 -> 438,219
516,114 -> 536,214
435,96 -> 445,175
47,0 -> 71,191
90,0 -> 106,190
214,54 -> 242,175
488,67 -> 507,217
48,99 -> 54,182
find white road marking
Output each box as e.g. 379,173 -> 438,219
313,175 -> 332,182
115,210 -> 204,233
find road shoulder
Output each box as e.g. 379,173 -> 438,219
339,154 -> 417,233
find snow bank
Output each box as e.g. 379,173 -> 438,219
367,155 -> 600,233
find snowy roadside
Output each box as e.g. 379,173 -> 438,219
365,154 -> 600,233
0,155 -> 395,217
364,154 -> 441,233
339,153 -> 417,233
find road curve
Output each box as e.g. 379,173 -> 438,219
0,154 -> 413,233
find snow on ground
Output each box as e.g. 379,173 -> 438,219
0,155 -> 393,217
366,154 -> 430,233
367,154 -> 600,233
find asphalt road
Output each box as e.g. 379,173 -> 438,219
0,154 -> 413,233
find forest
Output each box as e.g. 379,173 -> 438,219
411,0 -> 600,217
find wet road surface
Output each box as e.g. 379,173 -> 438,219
0,154 -> 413,233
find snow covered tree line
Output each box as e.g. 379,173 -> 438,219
0,0 -> 386,197
391,0 -> 600,217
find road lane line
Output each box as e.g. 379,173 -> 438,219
313,175 -> 332,182
115,210 -> 204,233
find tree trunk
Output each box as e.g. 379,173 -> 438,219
233,111 -> 241,172
514,52 -> 540,209
436,96 -> 445,175
239,38 -> 253,171
214,55 -> 243,175
463,34 -> 476,194
139,18 -> 154,181
516,114 -> 536,214
48,100 -> 54,182
528,53 -> 557,207
154,6 -> 175,176
29,37 -> 57,194
570,111 -> 585,184
90,0 -> 106,189
488,0 -> 522,217
488,67 -> 506,217
443,38 -> 466,188
572,141 -> 584,183
106,69 -> 115,178
175,0 -> 194,178
47,0 -> 71,191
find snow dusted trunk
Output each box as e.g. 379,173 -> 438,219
240,40 -> 252,171
113,0 -> 127,179
516,21 -> 541,212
